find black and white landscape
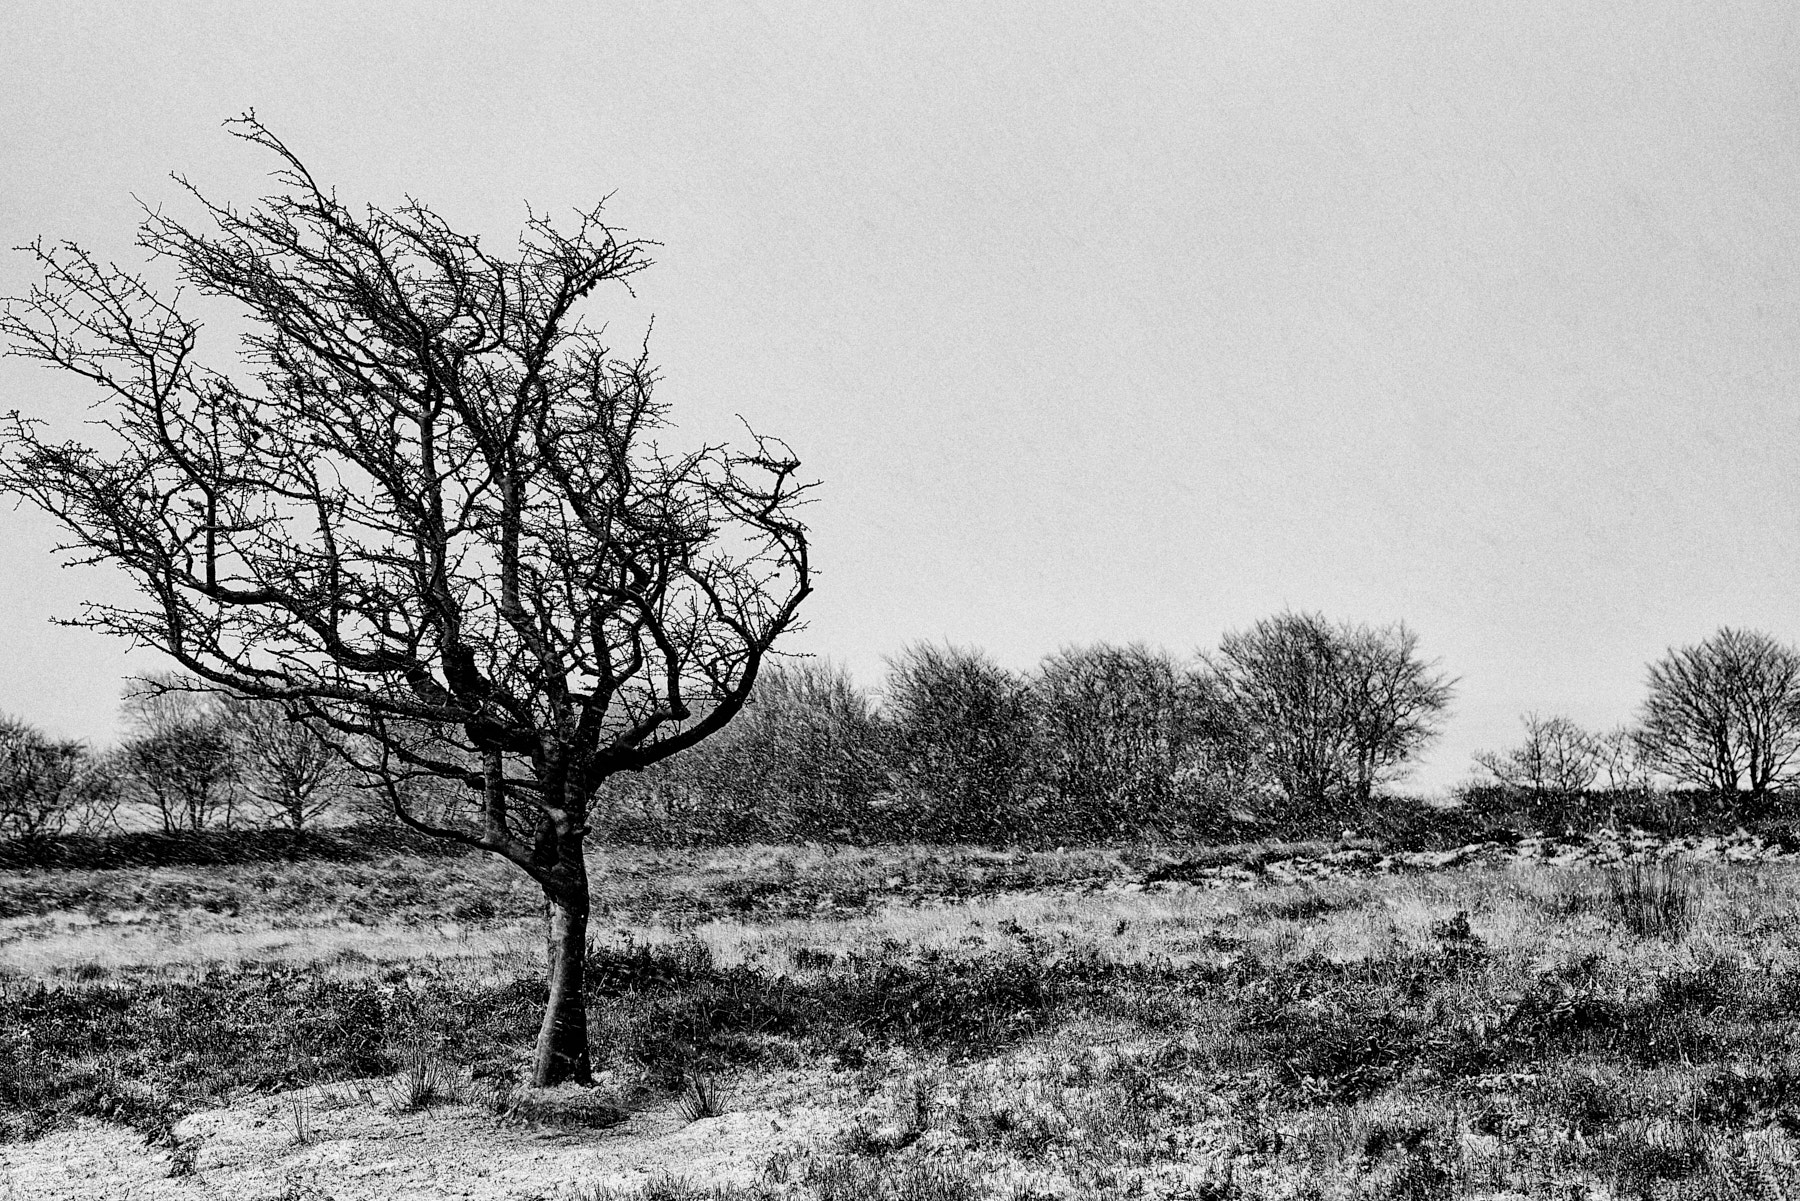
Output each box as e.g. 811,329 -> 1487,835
4,5 -> 1800,1198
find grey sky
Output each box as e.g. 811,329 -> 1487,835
3,1 -> 1798,790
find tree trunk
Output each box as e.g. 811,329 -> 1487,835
533,878 -> 594,1087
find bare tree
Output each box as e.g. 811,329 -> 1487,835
1206,612 -> 1453,810
706,660 -> 888,838
1596,726 -> 1655,792
119,679 -> 238,831
1336,622 -> 1457,805
1474,713 -> 1603,796
1637,627 -> 1800,805
0,116 -> 811,1085
221,693 -> 346,832
0,716 -> 106,842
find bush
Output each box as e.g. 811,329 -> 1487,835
1451,782 -> 1762,841
581,935 -> 1110,1083
597,661 -> 891,844
0,820 -> 469,870
0,717 -> 116,843
1031,643 -> 1246,840
882,643 -> 1039,842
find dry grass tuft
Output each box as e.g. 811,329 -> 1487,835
678,1073 -> 725,1123
1607,856 -> 1703,939
386,1043 -> 452,1113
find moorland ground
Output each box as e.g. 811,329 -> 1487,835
6,830 -> 1800,1199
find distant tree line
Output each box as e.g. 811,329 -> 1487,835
605,620 -> 1800,844
10,619 -> 1800,849
0,674 -> 357,845
598,611 -> 1454,843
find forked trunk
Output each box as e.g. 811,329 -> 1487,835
533,883 -> 593,1086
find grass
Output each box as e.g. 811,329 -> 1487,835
0,959 -> 532,1141
678,1073 -> 725,1123
387,1042 -> 452,1112
572,1158 -> 994,1201
285,1088 -> 314,1145
1608,855 -> 1704,939
9,838 -> 1800,1196
0,840 -> 1146,926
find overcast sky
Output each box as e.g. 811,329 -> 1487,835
3,1 -> 1798,790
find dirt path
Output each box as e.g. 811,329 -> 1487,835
0,1072 -> 854,1201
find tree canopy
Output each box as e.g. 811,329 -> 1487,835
1638,627 -> 1800,802
0,115 -> 813,1084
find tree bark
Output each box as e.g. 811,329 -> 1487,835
533,877 -> 594,1087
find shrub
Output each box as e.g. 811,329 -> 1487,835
597,661 -> 891,844
1031,642 -> 1246,839
883,643 -> 1039,842
0,717 -> 115,844
581,935 -> 1105,1083
0,821 -> 469,870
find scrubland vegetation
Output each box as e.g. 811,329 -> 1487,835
6,622 -> 1800,1195
11,830 -> 1800,1198
16,620 -> 1800,855
5,622 -> 1800,1196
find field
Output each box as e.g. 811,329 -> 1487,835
5,831 -> 1800,1199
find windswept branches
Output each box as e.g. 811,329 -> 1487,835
1,118 -> 813,1086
